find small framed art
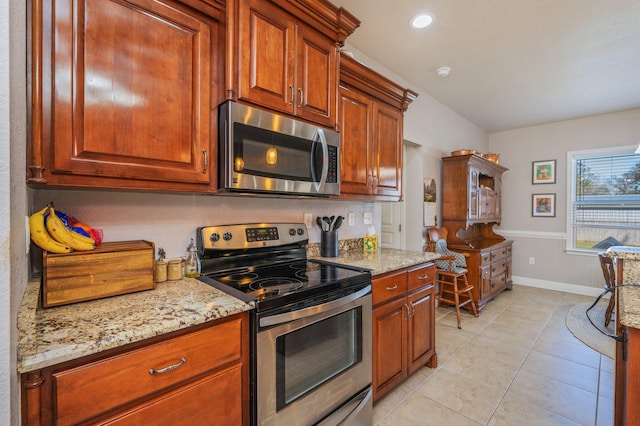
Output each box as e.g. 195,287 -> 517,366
532,160 -> 556,184
532,193 -> 556,217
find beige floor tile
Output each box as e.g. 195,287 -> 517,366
520,350 -> 599,393
372,383 -> 413,424
533,332 -> 602,368
491,310 -> 547,334
488,392 -> 583,426
508,369 -> 597,425
600,355 -> 615,373
380,393 -> 482,426
436,308 -> 490,332
416,368 -> 506,424
596,395 -> 614,426
598,369 -> 614,400
478,322 -> 541,350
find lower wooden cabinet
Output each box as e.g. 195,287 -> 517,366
453,239 -> 513,312
372,263 -> 436,402
21,312 -> 250,426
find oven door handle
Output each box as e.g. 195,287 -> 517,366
316,386 -> 372,426
259,286 -> 371,327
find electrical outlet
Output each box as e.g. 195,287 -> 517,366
363,212 -> 373,225
303,213 -> 313,229
348,212 -> 355,226
529,257 -> 535,265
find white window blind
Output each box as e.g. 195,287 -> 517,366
569,148 -> 640,250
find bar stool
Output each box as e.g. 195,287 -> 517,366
427,227 -> 478,329
598,252 -> 616,328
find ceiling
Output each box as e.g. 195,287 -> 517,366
331,0 -> 640,132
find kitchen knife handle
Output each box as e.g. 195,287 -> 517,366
149,357 -> 187,375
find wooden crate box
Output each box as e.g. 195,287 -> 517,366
42,240 -> 155,308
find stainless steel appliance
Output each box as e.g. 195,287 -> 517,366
218,101 -> 340,197
197,223 -> 372,426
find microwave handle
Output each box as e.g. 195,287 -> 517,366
311,129 -> 329,191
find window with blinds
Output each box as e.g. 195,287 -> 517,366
568,146 -> 640,251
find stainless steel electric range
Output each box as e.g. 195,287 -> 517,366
197,223 -> 373,426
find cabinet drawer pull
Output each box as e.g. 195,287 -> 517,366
289,85 -> 294,104
298,88 -> 304,107
386,284 -> 398,291
202,149 -> 208,174
149,357 -> 187,375
418,274 -> 429,280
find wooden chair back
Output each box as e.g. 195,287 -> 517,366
426,227 -> 448,252
598,252 -> 615,290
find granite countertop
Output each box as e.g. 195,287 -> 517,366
18,247 -> 437,374
607,247 -> 640,329
17,277 -> 253,374
311,247 -> 440,276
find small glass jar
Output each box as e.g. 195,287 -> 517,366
167,258 -> 183,280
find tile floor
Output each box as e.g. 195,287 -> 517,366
372,284 -> 614,426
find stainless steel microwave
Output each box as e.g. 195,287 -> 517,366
218,101 -> 340,197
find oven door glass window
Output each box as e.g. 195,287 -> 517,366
275,307 -> 362,410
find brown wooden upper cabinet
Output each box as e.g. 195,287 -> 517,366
338,54 -> 418,201
27,0 -> 225,192
226,0 -> 360,129
441,154 -> 508,226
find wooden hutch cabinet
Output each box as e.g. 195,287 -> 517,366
441,154 -> 512,312
371,262 -> 437,402
21,312 -> 250,426
27,0 -> 225,192
226,0 -> 360,129
338,53 -> 418,201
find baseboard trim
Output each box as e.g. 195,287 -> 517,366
512,275 -> 608,299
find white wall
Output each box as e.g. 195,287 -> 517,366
5,0 -> 29,421
490,108 -> 640,293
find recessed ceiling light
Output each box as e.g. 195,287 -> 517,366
410,13 -> 433,29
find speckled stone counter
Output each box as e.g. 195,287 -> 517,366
17,277 -> 253,374
607,246 -> 640,329
311,247 -> 440,276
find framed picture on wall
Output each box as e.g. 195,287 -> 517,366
532,193 -> 556,217
532,160 -> 556,184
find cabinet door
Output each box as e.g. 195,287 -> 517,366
372,102 -> 403,197
295,24 -> 337,127
238,0 -> 295,114
480,264 -> 491,300
338,86 -> 373,195
407,286 -> 435,375
372,297 -> 407,401
468,168 -> 479,219
45,0 -> 212,185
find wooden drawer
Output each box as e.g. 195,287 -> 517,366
490,246 -> 508,261
54,318 -> 243,426
407,263 -> 435,291
490,274 -> 506,291
480,251 -> 492,266
100,365 -> 244,426
490,258 -> 508,277
372,270 -> 407,305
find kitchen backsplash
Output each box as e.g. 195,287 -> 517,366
32,189 -> 381,260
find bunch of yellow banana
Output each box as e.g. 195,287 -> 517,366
45,205 -> 96,251
28,205 -> 73,254
29,204 -> 97,253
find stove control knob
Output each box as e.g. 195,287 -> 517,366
289,228 -> 296,236
223,232 -> 232,241
297,228 -> 305,235
210,233 -> 220,242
